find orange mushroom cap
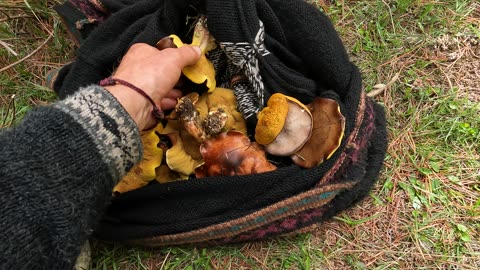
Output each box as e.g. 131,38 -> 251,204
254,93 -> 289,145
196,131 -> 276,177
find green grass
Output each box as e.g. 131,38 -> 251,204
0,0 -> 71,127
1,0 -> 479,269
91,234 -> 315,270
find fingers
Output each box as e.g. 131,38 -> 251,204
165,45 -> 202,68
128,43 -> 154,54
164,89 -> 182,99
161,89 -> 182,110
160,98 -> 178,110
112,43 -> 200,108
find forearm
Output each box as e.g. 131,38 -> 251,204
0,85 -> 142,269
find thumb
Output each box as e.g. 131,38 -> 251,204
174,45 -> 202,68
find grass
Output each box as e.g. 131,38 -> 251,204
1,0 -> 479,269
0,0 -> 72,127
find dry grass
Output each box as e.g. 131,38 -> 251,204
312,1 -> 480,268
1,0 -> 479,269
1,0 -> 73,127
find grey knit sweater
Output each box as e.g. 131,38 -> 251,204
0,85 -> 143,269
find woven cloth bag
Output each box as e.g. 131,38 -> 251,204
53,0 -> 388,246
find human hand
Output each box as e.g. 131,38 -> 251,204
104,43 -> 201,130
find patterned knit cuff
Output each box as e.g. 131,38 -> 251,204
54,85 -> 143,180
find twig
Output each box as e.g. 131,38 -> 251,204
0,9 -> 10,19
0,34 -> 53,73
367,72 -> 400,97
433,62 -> 453,90
0,5 -> 24,9
158,250 -> 170,270
23,0 -> 41,23
1,94 -> 16,128
0,14 -> 32,23
9,95 -> 16,127
381,0 -> 396,34
0,40 -> 18,56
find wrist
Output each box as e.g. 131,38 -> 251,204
104,84 -> 153,130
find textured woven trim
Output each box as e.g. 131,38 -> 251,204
284,223 -> 321,236
130,181 -> 357,246
216,206 -> 329,245
89,0 -> 107,13
317,91 -> 367,186
54,85 -> 142,180
70,0 -> 108,21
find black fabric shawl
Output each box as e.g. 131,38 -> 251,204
53,0 -> 383,242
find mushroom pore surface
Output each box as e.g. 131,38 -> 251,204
265,101 -> 313,156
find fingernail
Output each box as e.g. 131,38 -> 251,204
192,46 -> 201,56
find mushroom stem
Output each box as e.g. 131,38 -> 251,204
175,94 -> 207,143
191,16 -> 217,53
204,109 -> 228,137
174,93 -> 230,143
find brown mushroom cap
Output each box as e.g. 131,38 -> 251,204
262,96 -> 313,156
196,131 -> 276,177
291,98 -> 346,168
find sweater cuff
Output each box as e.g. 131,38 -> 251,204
54,85 -> 143,180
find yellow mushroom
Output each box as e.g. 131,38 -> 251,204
113,124 -> 164,193
165,17 -> 217,92
155,164 -> 189,184
151,120 -> 200,183
199,88 -> 247,134
165,132 -> 204,177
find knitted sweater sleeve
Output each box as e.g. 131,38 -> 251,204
0,85 -> 143,269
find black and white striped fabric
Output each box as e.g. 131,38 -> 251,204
218,20 -> 270,119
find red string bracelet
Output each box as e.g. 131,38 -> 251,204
99,77 -> 164,120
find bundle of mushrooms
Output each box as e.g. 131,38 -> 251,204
113,17 -> 346,194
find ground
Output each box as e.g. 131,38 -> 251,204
1,0 -> 479,269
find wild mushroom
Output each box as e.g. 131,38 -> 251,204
157,16 -> 217,92
155,164 -> 189,184
174,91 -> 244,141
157,87 -> 253,180
197,87 -> 247,134
157,120 -> 204,178
173,93 -> 207,142
203,109 -> 229,137
291,98 -> 346,168
113,124 -> 164,193
195,131 -> 277,177
255,93 -> 313,156
164,132 -> 204,176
